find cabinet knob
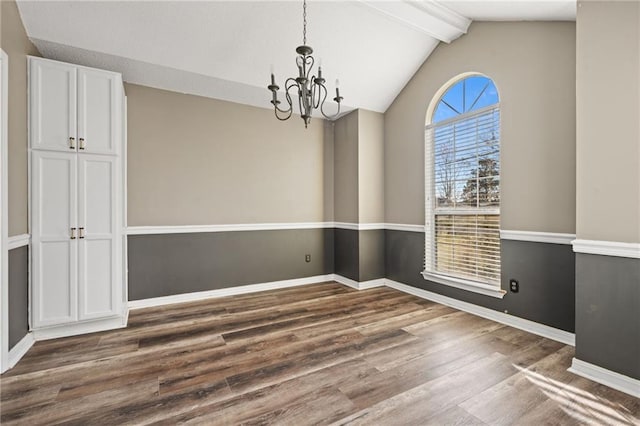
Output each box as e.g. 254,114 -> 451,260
69,137 -> 76,149
79,138 -> 86,150
70,227 -> 77,239
79,227 -> 85,239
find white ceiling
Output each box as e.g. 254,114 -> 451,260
16,1 -> 576,116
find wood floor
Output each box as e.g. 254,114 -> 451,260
1,282 -> 638,425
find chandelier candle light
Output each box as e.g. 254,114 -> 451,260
267,0 -> 343,128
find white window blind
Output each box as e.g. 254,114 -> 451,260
424,105 -> 501,286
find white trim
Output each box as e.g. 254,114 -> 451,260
332,222 -> 360,231
128,274 -> 334,310
332,274 -> 386,290
333,222 -> 387,231
356,223 -> 386,231
572,239 -> 640,259
569,358 -> 640,398
421,271 -> 506,299
126,222 -> 431,235
7,234 -> 30,250
32,315 -> 127,340
0,49 -> 8,373
384,223 -> 424,233
126,222 -> 335,235
500,230 -> 575,245
356,0 -> 470,43
385,279 -> 575,346
7,333 -> 35,369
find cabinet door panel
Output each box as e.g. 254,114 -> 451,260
31,152 -> 78,327
39,242 -> 75,322
78,155 -> 119,319
77,69 -> 119,155
81,240 -> 114,316
30,58 -> 77,152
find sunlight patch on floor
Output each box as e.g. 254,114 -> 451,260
515,365 -> 638,426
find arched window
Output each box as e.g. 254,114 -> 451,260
422,74 -> 502,296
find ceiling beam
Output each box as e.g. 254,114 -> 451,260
357,0 -> 471,43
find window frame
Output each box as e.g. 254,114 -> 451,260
422,76 -> 505,299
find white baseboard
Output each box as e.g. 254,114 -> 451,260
127,275 -> 574,348
128,274 -> 335,310
569,358 -> 640,398
32,315 -> 127,341
385,279 -> 575,346
7,332 -> 35,369
333,274 -> 386,290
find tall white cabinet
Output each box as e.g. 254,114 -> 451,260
29,57 -> 127,338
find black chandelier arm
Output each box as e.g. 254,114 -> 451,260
273,87 -> 293,120
271,78 -> 299,117
295,55 -> 314,83
274,106 -> 293,121
304,55 -> 314,80
310,80 -> 318,109
312,79 -> 324,110
320,86 -> 341,120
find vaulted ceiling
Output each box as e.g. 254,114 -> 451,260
17,1 -> 576,115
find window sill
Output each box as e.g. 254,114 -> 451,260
421,271 -> 506,299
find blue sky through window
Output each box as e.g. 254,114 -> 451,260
433,76 -> 499,123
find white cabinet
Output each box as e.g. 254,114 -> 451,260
77,68 -> 119,155
78,155 -> 119,320
30,58 -> 120,155
31,151 -> 78,327
30,59 -> 77,152
29,57 -> 126,337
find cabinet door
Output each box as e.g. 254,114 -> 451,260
77,68 -> 120,155
31,151 -> 78,327
30,58 -> 77,152
78,155 -> 120,319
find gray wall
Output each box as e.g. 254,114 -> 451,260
576,0 -> 639,243
333,110 -> 359,223
359,230 -> 385,282
384,21 -> 576,232
574,0 -> 640,381
380,21 -> 578,334
124,82 -> 336,301
128,229 -> 333,300
385,230 -> 576,332
575,254 -> 640,379
334,229 -> 359,282
332,109 -> 385,283
334,229 -> 385,283
9,246 -> 29,349
2,0 -> 40,236
357,110 -> 385,224
126,83 -> 331,226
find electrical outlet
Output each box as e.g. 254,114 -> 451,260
305,254 -> 311,263
510,279 -> 519,293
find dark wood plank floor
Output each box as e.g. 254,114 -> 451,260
1,282 -> 638,425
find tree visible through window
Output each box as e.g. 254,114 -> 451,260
424,75 -> 501,287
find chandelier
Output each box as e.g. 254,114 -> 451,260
267,0 -> 343,128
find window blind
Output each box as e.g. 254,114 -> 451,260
424,106 -> 501,286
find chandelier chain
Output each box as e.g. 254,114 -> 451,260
303,0 -> 307,45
